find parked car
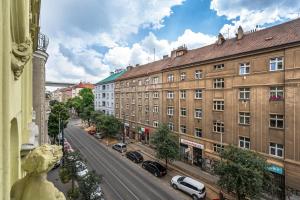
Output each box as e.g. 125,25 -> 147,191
142,160 -> 167,177
90,185 -> 104,200
94,132 -> 104,139
84,126 -> 96,135
112,143 -> 127,153
125,151 -> 144,163
75,161 -> 88,178
170,175 -> 206,200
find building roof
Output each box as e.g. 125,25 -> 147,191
116,57 -> 172,81
116,18 -> 300,81
74,82 -> 94,89
96,70 -> 126,85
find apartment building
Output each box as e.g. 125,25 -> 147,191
115,18 -> 300,195
94,69 -> 126,115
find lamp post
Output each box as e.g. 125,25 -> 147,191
122,111 -> 125,143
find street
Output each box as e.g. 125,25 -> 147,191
65,123 -> 191,200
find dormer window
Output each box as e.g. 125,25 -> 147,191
214,64 -> 224,70
176,50 -> 184,57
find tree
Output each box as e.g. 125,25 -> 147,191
78,171 -> 103,200
213,145 -> 277,200
66,96 -> 82,116
48,101 -> 69,143
150,124 -> 179,169
97,115 -> 122,138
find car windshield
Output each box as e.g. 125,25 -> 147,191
153,162 -> 165,170
133,152 -> 141,158
178,176 -> 185,182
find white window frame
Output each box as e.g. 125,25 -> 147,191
239,112 -> 250,125
195,128 -> 202,137
153,121 -> 159,128
153,105 -> 159,113
195,89 -> 202,99
213,121 -> 224,133
213,144 -> 224,153
167,107 -> 174,116
239,63 -> 250,75
214,64 -> 224,70
180,125 -> 187,134
195,70 -> 203,79
180,90 -> 186,99
180,108 -> 187,117
269,57 -> 284,71
270,86 -> 284,100
180,72 -> 186,81
167,91 -> 174,99
168,122 -> 174,131
270,114 -> 284,128
145,92 -> 149,98
152,77 -> 159,84
239,88 -> 250,100
269,143 -> 284,158
213,100 -> 224,111
213,78 -> 224,89
239,136 -> 250,149
195,108 -> 202,119
138,80 -> 142,86
167,74 -> 174,82
153,92 -> 159,98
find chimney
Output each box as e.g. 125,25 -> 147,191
237,26 -> 244,40
110,71 -> 114,75
217,33 -> 225,45
126,65 -> 133,71
163,55 -> 169,59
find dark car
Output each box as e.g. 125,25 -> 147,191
125,151 -> 144,163
142,160 -> 167,177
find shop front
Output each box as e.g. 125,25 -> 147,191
138,127 -> 150,144
180,139 -> 204,166
267,164 -> 285,199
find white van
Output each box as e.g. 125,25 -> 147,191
170,175 -> 206,200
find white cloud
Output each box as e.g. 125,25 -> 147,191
210,0 -> 300,37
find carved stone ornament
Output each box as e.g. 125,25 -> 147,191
11,39 -> 32,80
10,144 -> 66,200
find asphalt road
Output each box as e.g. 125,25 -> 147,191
65,124 -> 190,200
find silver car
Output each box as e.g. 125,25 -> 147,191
171,175 -> 206,200
112,143 -> 127,153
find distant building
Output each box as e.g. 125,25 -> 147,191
94,69 -> 126,115
72,82 -> 94,98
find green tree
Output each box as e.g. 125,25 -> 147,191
97,115 -> 122,138
213,145 -> 277,200
48,101 -> 69,143
150,124 -> 179,169
66,96 -> 82,115
78,171 -> 103,200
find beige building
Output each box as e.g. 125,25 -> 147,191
116,19 -> 300,196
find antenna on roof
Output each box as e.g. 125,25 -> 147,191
153,48 -> 156,61
227,28 -> 230,39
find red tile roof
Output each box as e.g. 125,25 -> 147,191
74,82 -> 94,89
117,18 -> 300,80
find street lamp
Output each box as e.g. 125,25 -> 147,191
58,111 -> 65,159
122,111 -> 125,143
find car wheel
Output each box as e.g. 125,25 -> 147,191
192,194 -> 198,200
154,172 -> 159,177
172,184 -> 177,190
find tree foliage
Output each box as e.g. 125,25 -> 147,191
78,171 -> 103,200
213,145 -> 277,200
96,114 -> 122,138
150,124 -> 179,169
48,101 -> 69,142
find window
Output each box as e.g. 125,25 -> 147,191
239,112 -> 250,125
270,86 -> 284,101
138,80 -> 142,86
145,119 -> 149,124
145,106 -> 149,113
195,89 -> 202,99
240,88 -> 250,100
145,92 -> 149,98
138,105 -> 142,111
270,114 -> 284,128
145,78 -> 149,85
180,108 -> 187,116
213,78 -> 224,88
269,143 -> 284,157
102,85 -> 106,90
138,92 -> 142,98
167,107 -> 174,116
167,74 -> 174,82
153,105 -> 159,113
152,77 -> 159,84
180,90 -> 186,99
153,121 -> 159,127
213,100 -> 224,111
239,137 -> 250,149
270,57 -> 284,71
180,72 -> 186,81
102,93 -> 106,98
167,91 -> 174,99
195,128 -> 202,137
180,125 -> 187,134
168,122 -> 174,131
213,144 -> 224,153
239,63 -> 250,75
102,101 -> 105,106
194,108 -> 202,119
213,121 -> 224,133
153,92 -> 159,98
195,70 -> 203,79
214,64 -> 224,70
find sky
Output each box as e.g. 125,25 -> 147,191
41,0 -> 300,84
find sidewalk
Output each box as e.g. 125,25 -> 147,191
128,142 -> 234,200
48,167 -> 71,197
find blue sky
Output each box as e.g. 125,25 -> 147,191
41,0 -> 300,84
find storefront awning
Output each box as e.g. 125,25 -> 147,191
180,139 -> 204,149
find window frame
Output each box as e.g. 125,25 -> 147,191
270,86 -> 284,101
167,106 -> 174,116
180,107 -> 187,117
180,125 -> 187,134
239,62 -> 250,75
194,108 -> 202,119
180,72 -> 186,81
167,73 -> 174,82
269,57 -> 284,71
269,114 -> 284,129
213,100 -> 224,111
180,90 -> 186,99
195,89 -> 202,99
167,91 -> 174,99
213,78 -> 224,89
269,143 -> 284,158
213,121 -> 224,133
168,122 -> 174,131
239,136 -> 250,149
214,64 -> 224,70
195,128 -> 202,138
195,70 -> 203,79
239,112 -> 250,125
239,88 -> 250,100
